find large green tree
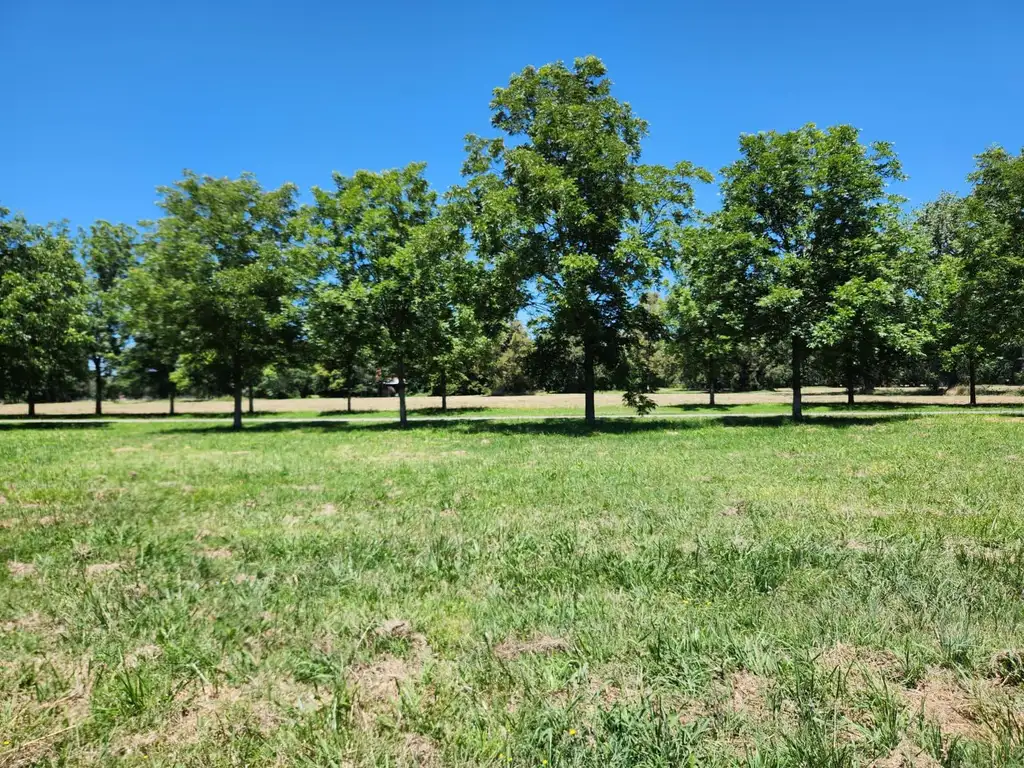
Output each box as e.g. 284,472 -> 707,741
305,278 -> 373,414
81,221 -> 137,414
668,223 -> 760,405
719,123 -> 915,418
0,209 -> 90,415
144,172 -> 303,429
455,56 -> 709,425
121,250 -> 188,414
310,163 -> 469,427
920,149 -> 1024,403
966,147 -> 1024,357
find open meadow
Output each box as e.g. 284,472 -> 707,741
3,413 -> 1024,766
1,387 -> 1023,421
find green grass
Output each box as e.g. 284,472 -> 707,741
3,415 -> 1024,765
2,399 -> 1022,422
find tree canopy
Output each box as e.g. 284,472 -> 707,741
3,59 -> 1024,421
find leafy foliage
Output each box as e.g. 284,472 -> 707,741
0,209 -> 90,413
454,56 -> 710,422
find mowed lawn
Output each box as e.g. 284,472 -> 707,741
2,416 -> 1024,766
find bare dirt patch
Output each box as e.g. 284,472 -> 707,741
374,619 -> 430,656
721,500 -> 750,517
85,562 -> 124,579
124,644 -> 163,669
1,656 -> 96,764
200,548 -> 233,559
870,738 -> 941,768
400,732 -> 441,767
118,675 -> 325,753
318,503 -> 337,517
901,669 -> 987,739
494,633 -> 570,660
348,655 -> 420,705
7,561 -> 36,578
725,670 -> 771,720
1,612 -> 49,633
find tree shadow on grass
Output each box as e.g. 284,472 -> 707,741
667,400 -> 1022,413
316,406 -> 489,418
0,412 -> 212,420
159,413 -> 920,437
0,421 -> 111,431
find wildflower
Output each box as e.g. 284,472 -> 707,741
568,728 -> 577,736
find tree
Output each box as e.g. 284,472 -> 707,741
0,209 -> 90,415
668,224 -> 759,405
719,123 -> 911,418
121,247 -> 188,415
920,149 -> 1024,404
81,222 -> 137,414
455,56 -> 709,425
145,172 -> 303,429
487,320 -> 537,394
965,147 -> 1024,362
306,279 -> 373,413
417,231 -> 494,413
811,208 -> 930,404
311,163 -> 465,427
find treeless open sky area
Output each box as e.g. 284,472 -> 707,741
3,0 -> 1023,231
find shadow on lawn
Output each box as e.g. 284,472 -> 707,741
0,421 -> 110,431
160,413 -> 920,437
668,400 -> 1020,412
316,406 -> 489,418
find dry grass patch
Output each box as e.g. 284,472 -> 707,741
124,644 -> 163,669
6,561 -> 36,578
1,612 -> 51,634
901,669 -> 990,740
84,562 -> 124,579
494,633 -> 570,660
399,732 -> 442,768
347,656 -> 421,706
869,738 -> 942,767
199,548 -> 232,559
724,670 -> 772,720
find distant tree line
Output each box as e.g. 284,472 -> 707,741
2,57 -> 1023,427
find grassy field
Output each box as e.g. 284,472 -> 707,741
2,386 -> 1023,420
3,415 -> 1024,766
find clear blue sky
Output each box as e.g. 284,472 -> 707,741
3,0 -> 1022,231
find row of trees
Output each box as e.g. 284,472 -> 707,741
2,58 -> 1023,427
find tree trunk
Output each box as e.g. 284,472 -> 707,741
846,355 -> 855,406
28,393 -> 36,418
708,362 -> 716,406
248,385 -> 255,415
969,356 -> 977,406
346,365 -> 353,414
791,335 -> 804,421
440,369 -> 447,413
232,358 -> 243,430
94,356 -> 103,416
397,359 -> 408,428
169,381 -> 176,417
583,342 -> 596,427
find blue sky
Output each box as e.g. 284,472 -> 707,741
3,0 -> 1022,231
